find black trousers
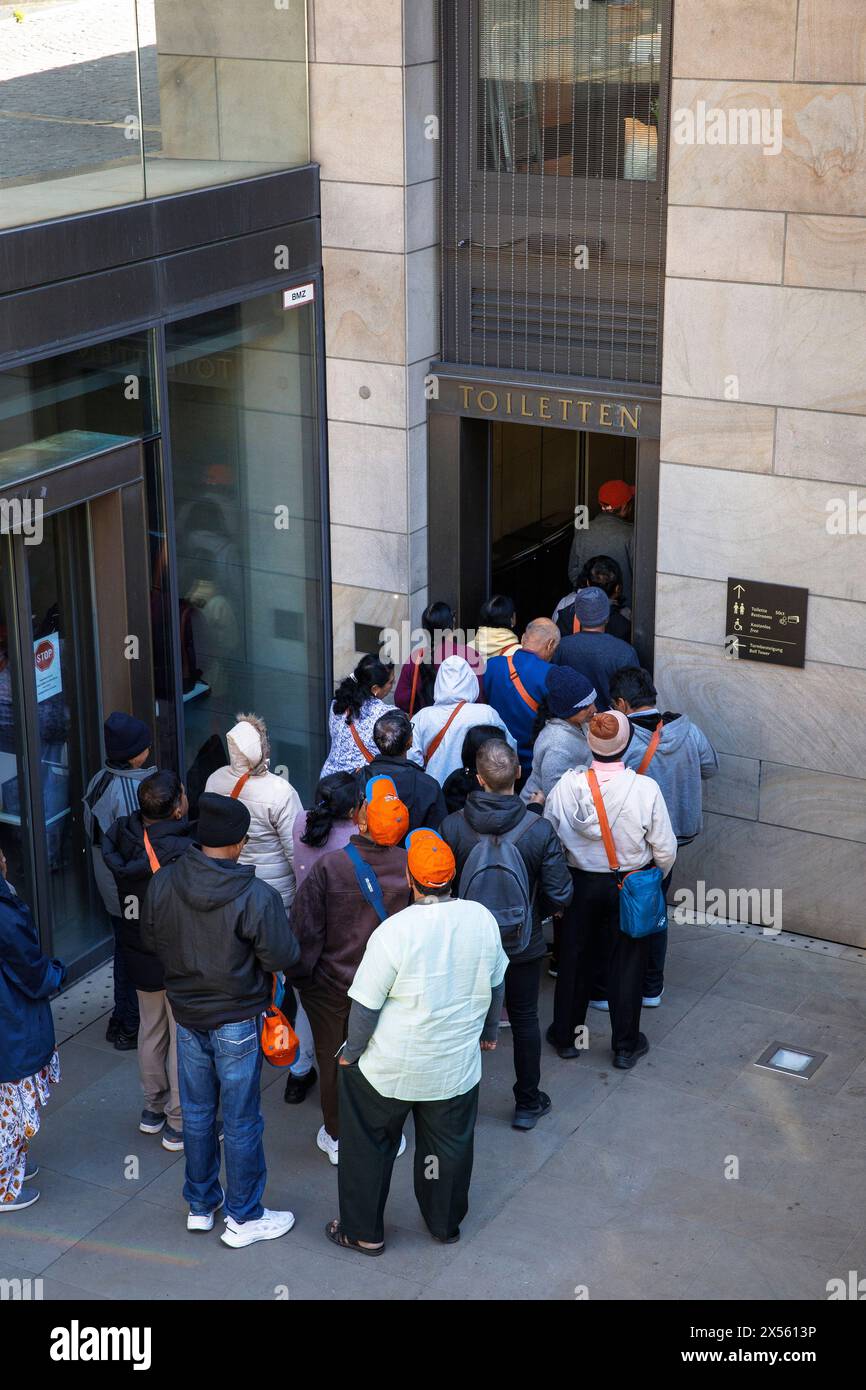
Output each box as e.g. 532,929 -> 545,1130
551,867 -> 649,1055
504,957 -> 542,1110
593,868 -> 673,1001
338,1063 -> 480,1244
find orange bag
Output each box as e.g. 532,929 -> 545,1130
261,976 -> 300,1068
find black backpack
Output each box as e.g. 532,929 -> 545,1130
458,815 -> 536,957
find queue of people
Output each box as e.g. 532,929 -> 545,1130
1,520 -> 718,1250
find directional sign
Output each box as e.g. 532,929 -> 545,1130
725,578 -> 808,668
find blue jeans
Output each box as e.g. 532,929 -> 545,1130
176,1017 -> 266,1224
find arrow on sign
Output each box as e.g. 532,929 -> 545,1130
734,585 -> 746,597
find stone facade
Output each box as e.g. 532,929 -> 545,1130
658,0 -> 866,945
307,0 -> 438,683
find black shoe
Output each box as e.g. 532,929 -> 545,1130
512,1091 -> 552,1131
105,1017 -> 121,1043
283,1066 -> 318,1105
545,1024 -> 580,1060
114,1028 -> 138,1051
613,1032 -> 649,1070
547,958 -> 558,979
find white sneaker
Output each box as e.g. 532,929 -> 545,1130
187,1190 -> 225,1232
589,999 -> 609,1011
642,989 -> 664,1008
220,1208 -> 295,1249
317,1125 -> 339,1166
397,1133 -> 407,1157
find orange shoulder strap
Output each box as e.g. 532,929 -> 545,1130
586,769 -> 619,873
506,653 -> 539,712
423,700 -> 466,769
231,772 -> 251,798
348,718 -> 374,764
409,655 -> 421,717
636,719 -> 664,776
572,611 -> 581,634
142,829 -> 162,875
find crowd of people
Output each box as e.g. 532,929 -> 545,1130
0,495 -> 719,1257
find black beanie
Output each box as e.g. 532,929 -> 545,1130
197,792 -> 250,849
104,712 -> 151,763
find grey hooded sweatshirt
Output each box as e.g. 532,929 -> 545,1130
521,718 -> 592,801
622,710 -> 719,844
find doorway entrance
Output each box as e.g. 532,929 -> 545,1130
0,441 -> 153,978
491,420 -> 637,627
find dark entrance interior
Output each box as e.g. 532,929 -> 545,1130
490,421 -> 637,629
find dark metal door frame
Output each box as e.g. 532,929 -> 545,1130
3,441 -> 151,969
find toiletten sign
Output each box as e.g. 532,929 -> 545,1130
429,375 -> 660,437
726,578 -> 808,668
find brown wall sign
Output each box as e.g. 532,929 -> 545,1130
726,578 -> 808,668
427,367 -> 661,438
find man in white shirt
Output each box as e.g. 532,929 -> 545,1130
324,829 -> 509,1256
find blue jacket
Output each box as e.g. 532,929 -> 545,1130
0,879 -> 65,1084
483,650 -> 550,770
622,710 -> 719,843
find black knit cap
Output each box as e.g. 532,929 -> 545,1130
104,711 -> 151,762
197,792 -> 251,848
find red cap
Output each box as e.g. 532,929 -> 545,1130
598,480 -> 635,509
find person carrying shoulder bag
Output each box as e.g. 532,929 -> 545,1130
542,712 -> 676,1070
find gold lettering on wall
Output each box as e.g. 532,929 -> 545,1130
452,384 -> 645,435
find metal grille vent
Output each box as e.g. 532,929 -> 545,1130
441,0 -> 671,385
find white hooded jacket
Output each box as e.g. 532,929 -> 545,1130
408,657 -> 516,786
543,763 -> 677,876
205,720 -> 303,909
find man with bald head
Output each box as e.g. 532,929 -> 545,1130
482,617 -> 561,785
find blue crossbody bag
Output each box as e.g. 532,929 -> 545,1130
344,843 -> 389,923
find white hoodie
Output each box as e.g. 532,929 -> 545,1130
543,763 -> 677,875
408,657 -> 517,786
205,721 -> 303,909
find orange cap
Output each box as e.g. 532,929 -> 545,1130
365,776 -> 410,846
406,829 -> 456,889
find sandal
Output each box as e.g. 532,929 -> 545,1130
324,1218 -> 385,1256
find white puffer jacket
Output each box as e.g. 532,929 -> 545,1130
205,721 -> 303,910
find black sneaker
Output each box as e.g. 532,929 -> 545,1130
114,1028 -> 138,1051
105,1017 -> 121,1043
283,1067 -> 317,1105
613,1032 -> 650,1070
545,1024 -> 580,1060
512,1091 -> 552,1131
547,958 -> 558,979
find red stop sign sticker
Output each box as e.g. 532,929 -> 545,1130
35,639 -> 55,672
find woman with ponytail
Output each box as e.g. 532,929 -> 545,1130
292,772 -> 359,888
320,654 -> 394,776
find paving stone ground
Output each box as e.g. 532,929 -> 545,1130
2,919 -> 866,1301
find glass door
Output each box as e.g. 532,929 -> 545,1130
1,441 -> 154,978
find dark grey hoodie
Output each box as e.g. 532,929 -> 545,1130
139,846 -> 299,1031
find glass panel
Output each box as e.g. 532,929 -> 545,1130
0,538 -> 37,918
26,509 -> 109,964
140,0 -> 310,199
165,291 -> 325,806
0,333 -> 156,489
0,0 -> 144,230
479,0 -> 662,179
145,439 -> 180,770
